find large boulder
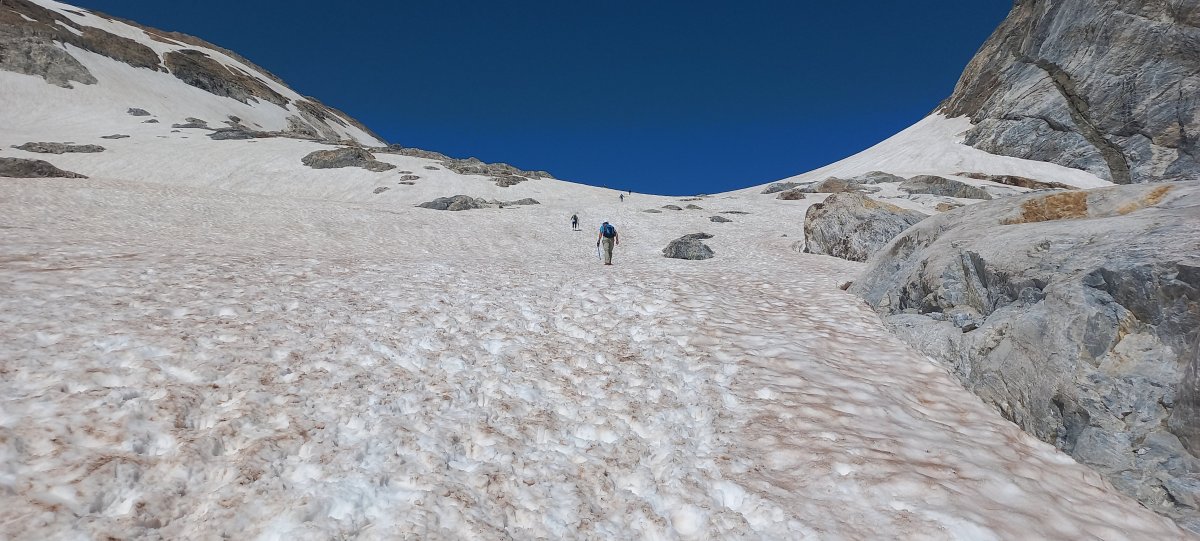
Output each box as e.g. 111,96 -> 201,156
939,0 -> 1200,183
803,193 -> 927,262
851,182 -> 1200,530
900,175 -> 993,200
801,177 -> 881,194
776,188 -> 807,200
301,147 -> 395,172
663,233 -> 715,260
761,182 -> 801,194
0,157 -> 86,178
416,195 -> 488,211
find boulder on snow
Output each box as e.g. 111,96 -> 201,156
710,215 -> 733,223
492,174 -> 528,187
171,117 -> 210,129
663,233 -> 715,260
662,205 -> 683,211
851,182 -> 1200,527
900,175 -> 993,200
500,198 -> 540,206
208,128 -> 260,140
643,209 -> 662,213
100,134 -> 130,140
762,182 -> 801,194
416,195 -> 488,211
803,192 -> 927,262
721,210 -> 751,215
13,142 -> 104,154
127,108 -> 152,116
776,188 -> 807,200
0,157 -> 86,178
302,147 -> 396,172
801,177 -> 881,194
685,204 -> 704,210
398,175 -> 421,181
852,170 -> 907,184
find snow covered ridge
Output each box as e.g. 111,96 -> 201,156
0,0 -> 383,145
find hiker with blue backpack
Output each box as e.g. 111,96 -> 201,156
597,222 -> 619,265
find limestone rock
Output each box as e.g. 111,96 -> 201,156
301,147 -> 395,172
663,233 -> 715,260
685,204 -> 703,210
0,157 -> 86,178
13,142 -> 104,154
776,188 -> 807,200
939,0 -> 1200,183
163,49 -> 287,106
802,177 -> 881,194
803,192 -> 927,262
492,174 -> 527,187
900,175 -> 993,200
762,182 -> 801,194
100,134 -> 129,140
710,216 -> 733,223
416,195 -> 488,211
662,205 -> 683,211
851,182 -> 1200,528
126,108 -> 152,116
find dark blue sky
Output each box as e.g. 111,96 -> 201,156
79,1 -> 1011,195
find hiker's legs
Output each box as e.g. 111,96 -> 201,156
602,238 -> 614,264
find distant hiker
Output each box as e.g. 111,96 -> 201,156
571,214 -> 579,231
597,221 -> 619,265
619,194 -> 625,202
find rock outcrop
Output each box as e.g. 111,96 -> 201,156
416,195 -> 488,211
956,171 -> 1072,191
762,182 -> 802,194
13,142 -> 104,154
851,182 -> 1200,530
301,147 -> 395,172
900,175 -> 993,200
776,188 -> 807,200
663,233 -> 715,260
710,215 -> 733,223
0,157 -> 86,178
940,0 -> 1200,183
801,177 -> 881,194
803,193 -> 927,262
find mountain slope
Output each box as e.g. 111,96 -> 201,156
0,0 -> 383,145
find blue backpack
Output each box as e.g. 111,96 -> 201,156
600,223 -> 616,238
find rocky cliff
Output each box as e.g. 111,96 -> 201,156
852,182 -> 1200,529
940,0 -> 1200,184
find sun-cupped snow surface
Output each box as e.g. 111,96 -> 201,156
0,176 -> 1187,540
749,114 -> 1112,192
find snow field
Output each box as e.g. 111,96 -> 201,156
0,177 -> 1188,539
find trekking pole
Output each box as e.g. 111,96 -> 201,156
596,243 -> 602,261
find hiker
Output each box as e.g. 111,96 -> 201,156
571,214 -> 579,231
619,194 -> 625,202
597,221 -> 619,265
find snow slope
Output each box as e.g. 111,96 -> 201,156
743,114 -> 1113,194
1,1 -> 1192,539
0,173 -> 1190,539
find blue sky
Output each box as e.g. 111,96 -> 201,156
79,1 -> 1011,195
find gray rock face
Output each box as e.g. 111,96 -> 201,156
301,147 -> 395,172
776,188 -> 807,200
416,195 -> 488,211
900,175 -> 993,200
0,157 -> 85,178
762,182 -> 802,194
803,192 -> 927,262
851,182 -> 1200,530
710,215 -> 733,223
940,0 -> 1200,183
663,233 -> 715,260
13,142 -> 104,154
